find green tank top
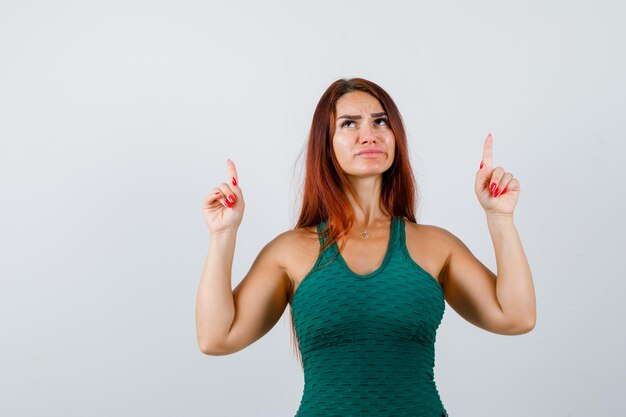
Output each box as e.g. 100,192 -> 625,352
291,216 -> 449,417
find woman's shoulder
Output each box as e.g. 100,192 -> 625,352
402,218 -> 461,254
270,224 -> 318,244
402,217 -> 454,240
264,226 -> 321,295
401,219 -> 455,283
263,225 -> 320,263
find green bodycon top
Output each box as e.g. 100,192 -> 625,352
291,217 -> 449,417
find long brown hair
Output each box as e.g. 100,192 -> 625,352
288,77 -> 419,370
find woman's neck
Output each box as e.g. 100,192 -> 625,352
344,175 -> 389,228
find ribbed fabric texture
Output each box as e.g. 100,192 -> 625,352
291,217 -> 448,417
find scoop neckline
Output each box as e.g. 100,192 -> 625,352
332,217 -> 397,280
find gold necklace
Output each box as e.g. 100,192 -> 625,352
354,223 -> 370,239
353,216 -> 391,239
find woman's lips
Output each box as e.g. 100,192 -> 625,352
356,150 -> 384,157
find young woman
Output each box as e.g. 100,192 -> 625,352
196,78 -> 536,417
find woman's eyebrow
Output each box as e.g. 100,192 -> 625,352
336,112 -> 387,120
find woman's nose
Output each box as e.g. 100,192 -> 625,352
359,124 -> 377,142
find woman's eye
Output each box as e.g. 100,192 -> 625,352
340,118 -> 387,128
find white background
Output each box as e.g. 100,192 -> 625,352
1,1 -> 624,416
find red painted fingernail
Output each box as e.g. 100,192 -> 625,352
501,188 -> 507,194
214,191 -> 220,195
494,187 -> 500,197
223,200 -> 230,207
228,195 -> 235,203
480,160 -> 484,169
490,183 -> 496,193
232,177 -> 237,186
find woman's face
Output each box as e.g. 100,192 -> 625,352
332,91 -> 395,178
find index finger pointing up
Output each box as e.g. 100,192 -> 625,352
482,133 -> 493,168
227,158 -> 239,187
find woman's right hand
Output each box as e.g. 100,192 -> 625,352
202,159 -> 245,234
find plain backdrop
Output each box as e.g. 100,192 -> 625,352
1,1 -> 624,416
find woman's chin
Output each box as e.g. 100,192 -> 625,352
345,167 -> 389,177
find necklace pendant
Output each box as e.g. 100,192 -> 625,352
361,230 -> 370,239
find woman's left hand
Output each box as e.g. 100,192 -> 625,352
475,133 -> 520,216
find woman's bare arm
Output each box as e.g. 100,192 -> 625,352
195,228 -> 237,354
441,133 -> 536,335
195,229 -> 291,356
195,159 -> 290,355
